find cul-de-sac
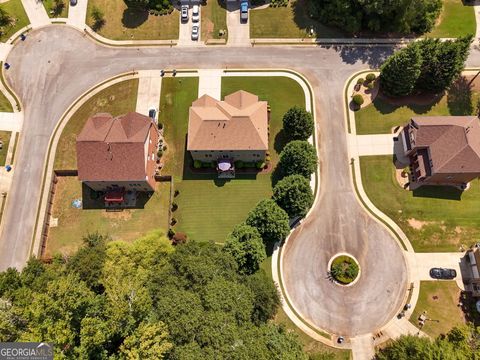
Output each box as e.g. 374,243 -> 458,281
0,0 -> 479,359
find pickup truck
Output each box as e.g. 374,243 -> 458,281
240,2 -> 248,23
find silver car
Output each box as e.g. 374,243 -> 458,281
191,25 -> 199,40
181,5 -> 188,22
192,5 -> 199,22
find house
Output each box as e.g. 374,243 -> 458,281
400,116 -> 480,188
76,112 -> 159,203
187,90 -> 268,177
466,245 -> 480,297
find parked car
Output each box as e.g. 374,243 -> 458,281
181,5 -> 188,22
429,268 -> 457,279
148,107 -> 158,121
192,5 -> 200,22
70,0 -> 77,5
191,25 -> 199,41
240,2 -> 248,23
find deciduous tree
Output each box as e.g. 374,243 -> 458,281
273,174 -> 314,218
246,199 -> 290,244
279,140 -> 318,178
282,106 -> 314,141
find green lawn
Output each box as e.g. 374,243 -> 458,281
42,0 -> 69,18
0,0 -> 30,42
159,76 -> 305,243
54,79 -> 139,170
0,90 -> 13,112
86,0 -> 179,40
0,131 -> 11,166
360,155 -> 480,252
250,0 -> 345,38
201,0 -> 227,41
355,79 -> 480,135
427,0 -> 475,38
46,177 -> 170,257
410,281 -> 465,338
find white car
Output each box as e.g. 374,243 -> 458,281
191,25 -> 199,41
181,5 -> 188,22
192,5 -> 199,22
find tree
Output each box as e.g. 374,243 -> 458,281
224,224 -> 266,275
416,36 -> 473,92
244,270 -> 280,325
273,175 -> 314,218
91,6 -> 105,31
282,106 -> 314,141
246,199 -> 290,244
380,42 -> 423,97
120,322 -> 173,359
0,8 -> 12,27
279,140 -> 318,178
0,267 -> 21,298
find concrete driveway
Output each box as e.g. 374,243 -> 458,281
226,2 -> 250,46
178,6 -> 201,46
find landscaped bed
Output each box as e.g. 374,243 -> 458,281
0,0 -> 30,42
201,0 -> 227,41
86,0 -> 179,40
42,0 -> 69,18
54,79 -> 139,170
0,130 -> 11,165
159,75 -> 306,243
355,76 -> 480,135
426,0 -> 475,38
360,155 -> 480,252
46,176 -> 170,257
330,255 -> 359,285
250,0 -> 344,38
0,90 -> 13,112
410,281 -> 465,338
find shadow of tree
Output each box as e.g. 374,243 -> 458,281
122,8 -> 149,29
447,76 -> 474,116
273,129 -> 288,154
92,19 -> 106,32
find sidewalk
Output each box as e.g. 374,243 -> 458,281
197,69 -> 222,99
350,334 -> 374,360
0,112 -> 23,132
135,71 -> 162,116
21,0 -> 50,28
66,0 -> 88,30
355,134 -> 395,156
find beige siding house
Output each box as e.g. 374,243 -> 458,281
187,90 -> 269,169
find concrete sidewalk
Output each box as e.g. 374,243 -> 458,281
66,0 -> 88,30
355,134 -> 395,156
21,0 -> 50,28
135,71 -> 162,116
351,334 -> 374,360
0,112 -> 23,132
197,69 -> 222,99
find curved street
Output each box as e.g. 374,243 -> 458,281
0,25 -> 477,341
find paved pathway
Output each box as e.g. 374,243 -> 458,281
21,0 -> 50,28
351,335 -> 375,360
197,69 -> 222,99
135,71 -> 162,116
355,134 -> 395,156
226,2 -> 250,46
66,0 -> 88,30
0,112 -> 23,132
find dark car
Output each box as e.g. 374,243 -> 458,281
70,0 -> 77,6
240,2 -> 248,22
429,268 -> 457,279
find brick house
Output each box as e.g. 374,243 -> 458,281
400,116 -> 480,188
187,90 -> 268,177
76,112 -> 159,201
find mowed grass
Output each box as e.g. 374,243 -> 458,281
250,0 -> 344,38
201,0 -> 227,41
355,82 -> 480,134
426,0 -> 475,38
0,0 -> 30,42
42,0 -> 69,18
46,177 -> 170,257
86,0 -> 179,40
410,281 -> 465,338
159,76 -> 305,243
0,90 -> 13,112
360,155 -> 480,252
54,79 -> 139,170
0,131 -> 11,165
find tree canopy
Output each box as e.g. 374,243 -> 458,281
282,106 -> 314,141
279,140 -> 318,178
273,174 -> 314,218
309,0 -> 442,34
0,231 -> 304,359
246,199 -> 291,244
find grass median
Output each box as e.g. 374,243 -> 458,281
0,0 -> 30,42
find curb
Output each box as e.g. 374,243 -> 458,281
83,26 -> 178,48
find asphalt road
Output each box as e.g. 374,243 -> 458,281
0,25 -> 432,335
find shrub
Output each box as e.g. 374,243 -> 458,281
256,161 -> 265,169
366,73 -> 376,82
170,217 -> 177,226
193,160 -> 202,169
352,94 -> 364,106
356,78 -> 364,85
171,202 -> 178,211
282,106 -> 314,141
174,189 -> 180,197
162,145 -> 167,151
157,149 -> 163,158
201,162 -> 212,168
235,160 -> 244,169
158,122 -> 163,130
367,81 -> 375,90
167,228 -> 175,239
279,140 -> 318,178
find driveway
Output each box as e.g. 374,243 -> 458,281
226,2 -> 250,46
66,0 -> 88,30
178,6 -> 201,46
135,72 -> 162,116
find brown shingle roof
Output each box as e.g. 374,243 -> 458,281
410,116 -> 480,174
187,90 -> 268,151
77,112 -> 157,182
